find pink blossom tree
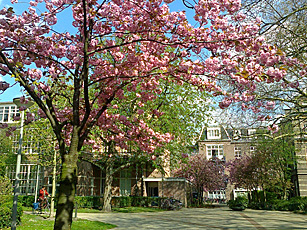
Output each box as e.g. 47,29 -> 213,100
81,80 -> 211,212
173,155 -> 226,206
227,154 -> 259,192
0,0 -> 294,228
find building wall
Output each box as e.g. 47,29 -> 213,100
294,140 -> 307,196
159,180 -> 187,204
198,126 -> 256,200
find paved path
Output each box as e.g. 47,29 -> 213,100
76,206 -> 307,229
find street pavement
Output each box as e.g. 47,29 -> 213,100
76,205 -> 307,229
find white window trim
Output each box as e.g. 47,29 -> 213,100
206,144 -> 224,160
250,146 -> 255,154
233,130 -> 241,140
234,146 -> 242,158
207,127 -> 221,140
248,129 -> 256,139
0,105 -> 20,123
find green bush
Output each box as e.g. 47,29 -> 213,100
0,201 -> 23,229
288,197 -> 307,211
272,197 -> 307,212
0,176 -> 23,228
74,196 -> 102,208
18,195 -> 36,207
248,201 -> 274,210
248,196 -> 307,212
272,199 -> 290,211
228,196 -> 248,211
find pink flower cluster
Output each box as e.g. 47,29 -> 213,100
0,82 -> 9,91
0,0 -> 302,154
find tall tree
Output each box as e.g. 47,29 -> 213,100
227,126 -> 296,200
81,80 -> 212,212
0,0 -> 292,228
223,0 -> 307,132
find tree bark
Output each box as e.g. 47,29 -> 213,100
54,128 -> 79,230
102,158 -> 114,212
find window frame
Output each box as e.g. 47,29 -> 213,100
207,128 -> 221,140
248,129 -> 257,139
206,144 -> 224,159
0,105 -> 20,123
234,146 -> 242,158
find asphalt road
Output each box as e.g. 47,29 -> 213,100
76,205 -> 307,229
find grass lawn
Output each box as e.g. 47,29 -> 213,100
14,206 -> 163,230
15,214 -> 116,230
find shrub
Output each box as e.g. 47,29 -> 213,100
272,199 -> 290,211
228,196 -> 248,211
74,196 -> 102,208
0,200 -> 23,229
0,176 -> 23,228
18,195 -> 35,207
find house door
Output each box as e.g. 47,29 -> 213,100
147,182 -> 158,197
120,169 -> 131,196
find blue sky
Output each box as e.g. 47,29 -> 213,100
0,0 -> 196,102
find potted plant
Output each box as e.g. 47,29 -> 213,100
227,196 -> 248,211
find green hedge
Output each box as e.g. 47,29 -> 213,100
248,196 -> 307,212
19,195 -> 168,209
74,196 -> 102,208
272,197 -> 307,212
111,196 -> 165,208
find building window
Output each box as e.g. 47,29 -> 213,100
250,146 -> 255,154
0,105 -> 19,123
206,145 -> 224,159
6,164 -> 42,195
248,129 -> 256,139
233,130 -> 241,140
234,147 -> 242,158
12,129 -> 40,154
207,128 -> 221,139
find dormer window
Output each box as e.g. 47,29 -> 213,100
207,128 -> 221,139
233,130 -> 241,140
248,129 -> 256,139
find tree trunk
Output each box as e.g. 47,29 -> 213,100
54,129 -> 79,230
197,187 -> 203,207
103,158 -> 114,212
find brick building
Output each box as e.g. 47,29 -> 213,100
197,125 -> 258,200
2,100 -> 191,206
